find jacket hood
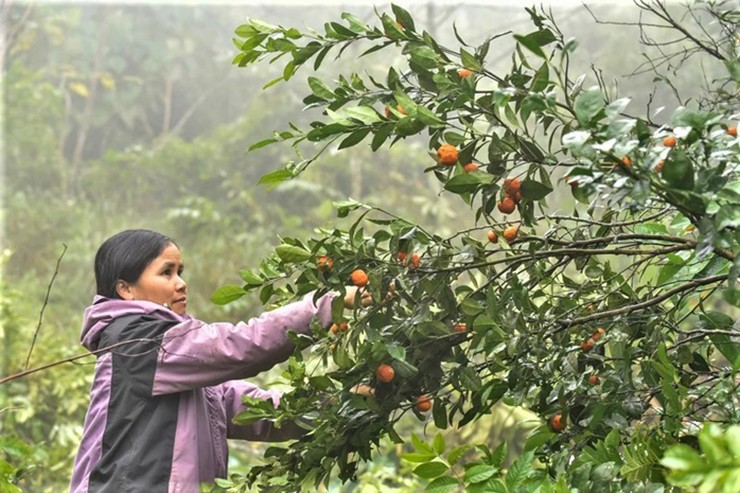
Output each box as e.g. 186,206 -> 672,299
81,295 -> 192,351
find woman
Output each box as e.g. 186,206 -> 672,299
70,229 -> 367,492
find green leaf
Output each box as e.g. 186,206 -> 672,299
343,106 -> 382,125
574,87 -> 605,127
248,138 -> 278,151
402,452 -> 438,463
505,450 -> 534,490
663,148 -> 695,191
514,33 -> 546,58
307,76 -> 335,100
391,4 -> 416,31
258,168 -> 295,189
338,128 -> 371,150
465,464 -> 497,484
660,444 -> 703,471
410,45 -> 438,70
239,269 -> 263,286
416,106 -> 446,128
432,433 -> 446,455
445,173 -> 494,194
448,445 -> 470,465
425,476 -> 458,493
275,244 -> 312,263
414,461 -> 449,479
460,48 -> 482,71
211,284 -> 247,305
520,179 -> 552,200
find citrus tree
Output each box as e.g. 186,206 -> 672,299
213,1 -> 739,491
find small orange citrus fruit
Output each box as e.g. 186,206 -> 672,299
350,269 -> 369,287
316,255 -> 334,272
503,177 -> 521,197
453,323 -> 467,333
463,162 -> 479,173
497,197 -> 516,214
591,327 -> 606,342
621,156 -> 633,167
458,68 -> 473,78
396,251 -> 407,263
581,338 -> 595,352
408,253 -> 421,269
437,144 -> 459,166
415,394 -> 432,412
487,230 -> 498,243
551,413 -> 566,432
503,225 -> 519,242
588,374 -> 600,385
376,364 -> 395,383
663,136 -> 677,147
728,126 -> 737,137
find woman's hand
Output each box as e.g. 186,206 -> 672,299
343,286 -> 373,309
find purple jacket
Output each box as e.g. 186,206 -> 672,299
69,292 -> 334,493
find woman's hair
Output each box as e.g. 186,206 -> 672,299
95,229 -> 175,298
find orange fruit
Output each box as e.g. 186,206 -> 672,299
503,177 -> 521,197
487,230 -> 498,243
350,269 -> 369,287
591,327 -> 606,342
621,156 -> 633,167
330,321 -> 349,334
453,323 -> 467,333
396,251 -> 407,263
316,255 -> 334,272
550,413 -> 566,432
663,136 -> 677,147
376,364 -> 395,383
503,225 -> 519,242
458,68 -> 473,78
581,338 -> 595,352
437,144 -> 459,166
463,162 -> 479,173
497,197 -> 516,214
415,394 -> 432,412
408,253 -> 421,269
728,126 -> 737,137
655,160 -> 665,173
588,374 -> 600,385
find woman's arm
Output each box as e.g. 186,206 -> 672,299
148,292 -> 335,395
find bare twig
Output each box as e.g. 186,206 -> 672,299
24,244 -> 67,370
552,274 -> 728,331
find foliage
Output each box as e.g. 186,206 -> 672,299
660,422 -> 740,492
215,1 -> 740,491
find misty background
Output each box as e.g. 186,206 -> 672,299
1,1 -> 712,490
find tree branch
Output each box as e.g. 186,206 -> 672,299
552,274 -> 728,330
24,244 -> 67,370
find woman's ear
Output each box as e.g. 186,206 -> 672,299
116,280 -> 135,300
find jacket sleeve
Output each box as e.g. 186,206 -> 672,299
150,292 -> 335,396
221,380 -> 307,442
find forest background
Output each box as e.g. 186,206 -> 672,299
0,1 -> 734,492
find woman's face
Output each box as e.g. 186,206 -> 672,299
117,243 -> 188,315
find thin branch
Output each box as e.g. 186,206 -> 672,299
552,274 -> 728,330
24,243 -> 67,370
3,337 -> 155,385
